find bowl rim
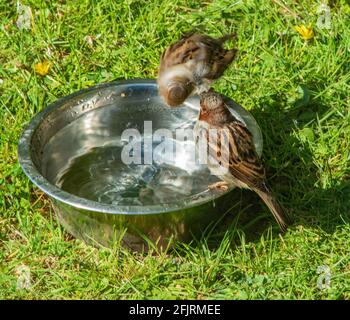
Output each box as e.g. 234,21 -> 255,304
18,79 -> 262,215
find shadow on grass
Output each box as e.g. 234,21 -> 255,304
186,88 -> 350,250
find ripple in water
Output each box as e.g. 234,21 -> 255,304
45,101 -> 222,206
55,144 -> 220,206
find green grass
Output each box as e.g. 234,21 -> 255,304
1,0 -> 350,299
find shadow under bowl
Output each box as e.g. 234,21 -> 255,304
18,79 -> 262,251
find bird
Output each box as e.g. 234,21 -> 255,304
158,32 -> 238,107
194,90 -> 292,232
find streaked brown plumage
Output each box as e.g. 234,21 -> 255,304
194,90 -> 291,232
158,32 -> 237,107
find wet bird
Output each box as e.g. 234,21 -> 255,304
158,32 -> 237,107
194,90 -> 291,232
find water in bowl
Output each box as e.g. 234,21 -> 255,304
42,98 -> 222,206
55,144 -> 220,206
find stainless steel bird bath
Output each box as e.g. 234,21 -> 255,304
18,79 -> 262,251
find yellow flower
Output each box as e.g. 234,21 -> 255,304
34,60 -> 51,76
294,24 -> 314,40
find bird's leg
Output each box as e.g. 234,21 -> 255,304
207,181 -> 229,191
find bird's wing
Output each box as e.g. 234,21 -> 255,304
160,33 -> 237,78
191,34 -> 237,80
207,48 -> 237,79
160,33 -> 230,69
160,34 -> 201,70
206,120 -> 266,189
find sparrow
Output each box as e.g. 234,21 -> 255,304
194,90 -> 291,232
158,32 -> 237,107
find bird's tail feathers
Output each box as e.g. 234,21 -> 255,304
254,185 -> 292,232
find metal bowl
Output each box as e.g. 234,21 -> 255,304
18,79 -> 262,251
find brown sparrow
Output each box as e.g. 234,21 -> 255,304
194,90 -> 291,232
158,32 -> 237,107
